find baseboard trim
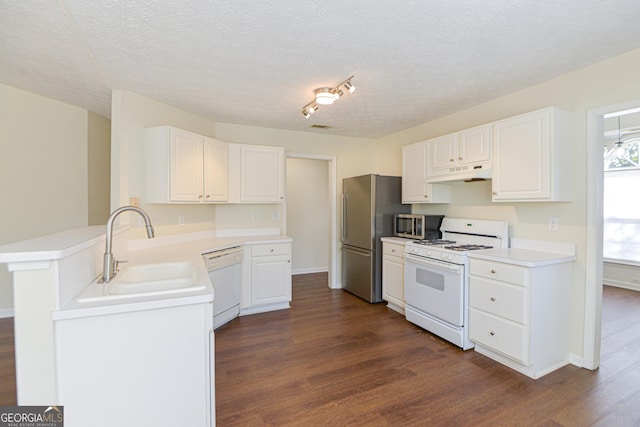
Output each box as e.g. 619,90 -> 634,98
604,281 -> 640,292
292,267 -> 328,275
0,308 -> 15,319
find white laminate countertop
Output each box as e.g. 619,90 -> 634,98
0,225 -> 291,320
468,248 -> 576,267
381,236 -> 414,245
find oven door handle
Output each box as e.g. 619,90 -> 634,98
405,254 -> 462,271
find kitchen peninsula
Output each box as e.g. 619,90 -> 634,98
0,225 -> 291,427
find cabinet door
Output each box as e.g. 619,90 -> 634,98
241,146 -> 285,202
492,109 -> 550,201
402,142 -> 428,202
251,255 -> 292,305
170,129 -> 204,202
430,134 -> 458,170
203,137 -> 228,202
458,125 -> 491,165
382,254 -> 404,307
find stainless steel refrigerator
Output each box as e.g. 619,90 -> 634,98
341,174 -> 410,303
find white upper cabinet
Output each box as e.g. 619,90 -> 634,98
430,134 -> 459,170
228,143 -> 285,203
169,129 -> 204,202
458,125 -> 492,165
203,137 -> 228,202
428,125 -> 492,179
402,140 -> 451,204
491,107 -> 572,202
145,126 -> 228,204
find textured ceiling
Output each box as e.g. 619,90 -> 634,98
2,1 -> 640,138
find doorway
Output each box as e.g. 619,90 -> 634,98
284,154 -> 338,289
585,99 -> 640,369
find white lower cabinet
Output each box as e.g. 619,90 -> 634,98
468,256 -> 572,379
382,241 -> 406,314
241,242 -> 292,315
55,302 -> 215,427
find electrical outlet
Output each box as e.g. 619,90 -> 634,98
178,215 -> 185,225
251,213 -> 257,222
548,217 -> 559,231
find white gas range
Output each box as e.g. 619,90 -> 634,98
404,218 -> 508,350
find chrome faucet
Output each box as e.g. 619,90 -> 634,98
101,205 -> 155,283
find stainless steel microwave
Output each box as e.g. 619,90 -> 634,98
394,214 -> 426,239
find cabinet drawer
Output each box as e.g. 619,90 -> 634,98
383,242 -> 405,257
251,243 -> 290,257
470,309 -> 529,364
470,277 -> 527,323
470,259 -> 528,286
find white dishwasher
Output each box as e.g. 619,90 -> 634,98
203,246 -> 243,329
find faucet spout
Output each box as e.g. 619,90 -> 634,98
101,206 -> 155,283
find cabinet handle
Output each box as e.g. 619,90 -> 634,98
490,297 -> 496,302
490,269 -> 496,274
490,331 -> 496,336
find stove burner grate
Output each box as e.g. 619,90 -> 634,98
443,244 -> 494,251
412,239 -> 457,245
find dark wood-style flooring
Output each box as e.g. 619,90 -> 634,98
1,276 -> 640,425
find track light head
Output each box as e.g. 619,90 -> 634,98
344,80 -> 356,94
301,102 -> 318,118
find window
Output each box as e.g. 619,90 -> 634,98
603,138 -> 640,263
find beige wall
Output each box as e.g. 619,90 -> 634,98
88,111 -> 111,225
0,84 -> 92,311
286,157 -> 330,274
377,47 -> 640,361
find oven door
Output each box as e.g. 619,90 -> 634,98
404,254 -> 464,326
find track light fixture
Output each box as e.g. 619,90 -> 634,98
301,76 -> 356,118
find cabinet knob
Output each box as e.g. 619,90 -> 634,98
490,331 -> 496,336
458,157 -> 463,161
270,249 -> 274,252
490,269 -> 496,274
449,158 -> 454,162
424,195 -> 429,199
490,297 -> 496,302
198,195 -> 203,199
206,194 -> 210,199
492,191 -> 498,195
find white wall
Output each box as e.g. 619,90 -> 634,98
0,84 -> 91,312
286,158 -> 330,274
377,47 -> 640,362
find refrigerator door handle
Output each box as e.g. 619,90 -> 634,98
343,245 -> 372,257
341,193 -> 347,242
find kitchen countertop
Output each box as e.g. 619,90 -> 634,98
56,232 -> 292,319
381,236 -> 414,245
468,238 -> 576,267
0,225 -> 291,320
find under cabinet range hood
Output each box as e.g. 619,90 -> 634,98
426,163 -> 492,183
